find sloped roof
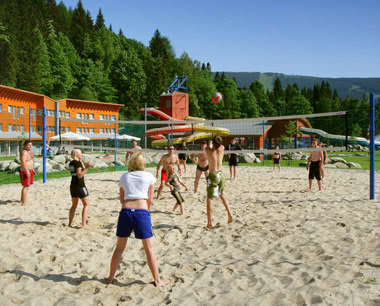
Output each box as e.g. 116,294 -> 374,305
0,131 -> 42,140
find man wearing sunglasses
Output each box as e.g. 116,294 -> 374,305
156,146 -> 181,200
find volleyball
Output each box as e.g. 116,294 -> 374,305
212,92 -> 222,104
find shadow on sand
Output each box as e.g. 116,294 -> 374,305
1,270 -> 148,287
0,218 -> 51,226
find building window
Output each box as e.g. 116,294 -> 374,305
8,124 -> 12,132
82,113 -> 85,119
100,114 -> 104,120
20,125 -> 24,132
76,113 -> 81,119
66,112 -> 70,118
0,104 -> 2,112
20,107 -> 24,115
89,114 -> 94,120
8,105 -> 12,113
76,128 -> 81,133
82,127 -> 85,133
66,127 -> 70,132
100,128 -> 104,134
90,128 -> 94,133
13,107 -> 16,119
112,115 -> 116,121
112,128 -> 116,134
0,123 -> 2,131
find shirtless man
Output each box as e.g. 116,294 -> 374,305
190,141 -> 209,192
20,140 -> 36,206
205,136 -> 233,229
306,138 -> 323,191
125,139 -> 142,163
156,146 -> 181,200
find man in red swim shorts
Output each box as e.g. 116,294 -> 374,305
20,140 -> 36,206
155,146 -> 181,200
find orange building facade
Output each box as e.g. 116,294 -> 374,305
0,85 -> 123,155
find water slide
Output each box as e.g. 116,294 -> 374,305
140,108 -> 230,146
300,127 -> 380,148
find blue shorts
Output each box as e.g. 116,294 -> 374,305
116,208 -> 153,239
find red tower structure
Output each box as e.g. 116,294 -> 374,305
159,76 -> 189,120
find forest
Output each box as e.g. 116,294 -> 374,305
0,0 -> 379,136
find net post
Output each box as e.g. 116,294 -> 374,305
262,121 -> 265,167
29,105 -> 31,141
345,112 -> 348,150
114,121 -> 118,171
369,93 -> 375,200
170,123 -> 173,146
54,101 -> 59,135
144,103 -> 147,149
43,107 -> 47,184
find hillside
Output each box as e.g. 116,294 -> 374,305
218,72 -> 380,99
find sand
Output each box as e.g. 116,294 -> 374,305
0,165 -> 379,305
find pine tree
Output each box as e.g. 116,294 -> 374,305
95,8 -> 105,30
46,21 -> 74,99
250,80 -> 276,116
70,0 -> 92,57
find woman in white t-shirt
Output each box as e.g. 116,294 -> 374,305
106,152 -> 168,287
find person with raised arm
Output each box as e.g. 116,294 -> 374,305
68,149 -> 92,228
205,136 -> 233,229
190,141 -> 209,192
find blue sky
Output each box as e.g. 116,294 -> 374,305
61,0 -> 380,78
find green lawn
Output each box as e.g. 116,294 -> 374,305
0,163 -> 157,185
0,152 -> 378,185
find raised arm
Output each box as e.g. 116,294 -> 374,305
76,161 -> 91,179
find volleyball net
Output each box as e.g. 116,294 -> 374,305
57,111 -> 353,158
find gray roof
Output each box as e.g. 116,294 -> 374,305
0,131 -> 42,140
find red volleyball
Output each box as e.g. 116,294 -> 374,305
212,92 -> 222,104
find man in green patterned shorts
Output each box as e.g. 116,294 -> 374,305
205,136 -> 233,229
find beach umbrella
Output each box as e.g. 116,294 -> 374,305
49,132 -> 90,141
117,134 -> 141,141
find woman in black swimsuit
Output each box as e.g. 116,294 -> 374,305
68,149 -> 92,228
272,146 -> 281,171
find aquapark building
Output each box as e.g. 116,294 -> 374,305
140,77 -> 313,150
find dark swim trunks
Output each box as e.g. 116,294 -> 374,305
178,153 -> 187,160
273,158 -> 280,165
116,208 -> 153,239
70,185 -> 89,199
309,161 -> 321,181
228,155 -> 239,166
197,165 -> 209,172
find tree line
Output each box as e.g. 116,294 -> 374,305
0,0 -> 378,136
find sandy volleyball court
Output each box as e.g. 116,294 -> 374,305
0,166 -> 379,305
